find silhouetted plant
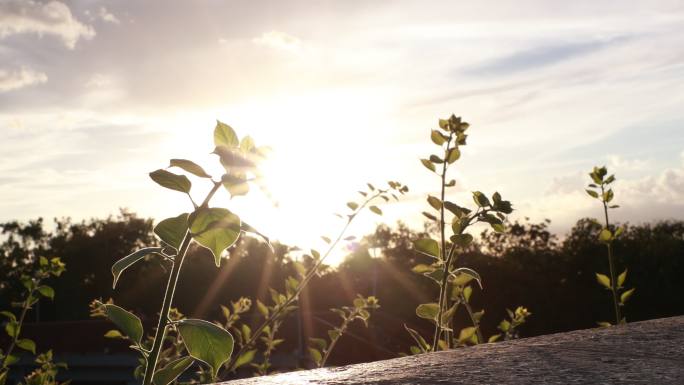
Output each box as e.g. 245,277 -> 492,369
308,295 -> 379,368
409,115 -> 516,351
586,166 -> 634,326
0,256 -> 66,385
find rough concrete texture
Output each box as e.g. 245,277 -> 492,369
220,316 -> 684,385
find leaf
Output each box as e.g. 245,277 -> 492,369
430,130 -> 447,145
153,356 -> 195,385
458,327 -> 477,343
104,330 -> 123,338
369,206 -> 383,215
232,349 -> 257,370
595,273 -> 611,290
404,325 -> 429,353
169,159 -> 211,178
416,303 -> 440,321
488,334 -> 501,343
189,207 -> 241,267
214,120 -> 239,148
450,234 -> 473,247
154,214 -> 189,251
411,264 -> 433,274
472,191 -> 490,207
618,269 -> 627,287
240,136 -> 255,152
103,304 -> 144,344
446,147 -> 460,164
310,337 -> 328,351
413,238 -> 440,259
16,338 -> 36,354
347,202 -> 359,211
620,288 -> 635,304
240,221 -> 273,251
222,174 -> 250,197
256,300 -> 269,317
149,169 -> 192,193
498,319 -> 511,332
427,195 -> 442,210
328,329 -> 341,341
598,229 -> 612,243
451,267 -> 482,289
5,322 -> 19,338
597,321 -> 612,327
420,159 -> 436,172
0,311 -> 16,322
177,319 -> 234,378
112,247 -> 163,289
36,285 -> 54,300
586,189 -> 599,198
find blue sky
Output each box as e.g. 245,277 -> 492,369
1,0 -> 683,261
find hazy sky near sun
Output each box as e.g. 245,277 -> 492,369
1,0 -> 684,258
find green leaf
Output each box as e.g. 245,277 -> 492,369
369,205 -> 382,215
404,325 -> 429,353
595,273 -> 611,290
154,213 -> 189,251
36,285 -> 54,300
446,147 -> 460,164
429,155 -> 444,163
618,269 -> 627,287
104,330 -> 123,338
488,334 -> 502,343
214,120 -> 239,148
177,319 -> 234,378
416,303 -> 440,321
586,189 -> 599,198
413,238 -> 440,259
598,229 -> 612,243
430,130 -> 447,145
420,159 -> 436,172
112,247 -> 163,289
310,337 -> 328,350
347,202 -> 359,211
153,356 -> 195,385
472,191 -> 490,207
233,349 -> 257,370
308,347 -> 322,366
451,267 -> 482,289
189,207 -> 241,267
620,288 -> 635,304
240,136 -> 255,152
411,264 -> 434,274
427,195 -> 442,210
498,319 -> 511,332
458,327 -> 477,343
256,300 -> 269,317
597,321 -> 612,327
450,234 -> 473,247
103,304 -> 144,345
16,338 -> 36,354
169,159 -> 211,178
5,321 -> 19,338
0,311 -> 16,322
222,173 -> 250,197
149,169 -> 192,193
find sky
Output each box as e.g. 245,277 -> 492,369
1,0 -> 683,263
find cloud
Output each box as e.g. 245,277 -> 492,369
253,30 -> 302,51
0,0 -> 95,49
98,7 -> 120,24
0,67 -> 47,92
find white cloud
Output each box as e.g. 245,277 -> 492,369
98,7 -> 120,24
253,30 -> 302,51
0,67 -> 47,92
0,0 -> 95,49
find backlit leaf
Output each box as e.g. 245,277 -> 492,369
413,238 -> 440,259
153,356 -> 195,385
620,288 -> 635,304
177,319 -> 234,378
169,159 -> 211,178
214,120 -> 239,148
103,304 -> 144,345
618,269 -> 627,287
189,207 -> 241,266
112,247 -> 163,289
416,303 -> 440,321
154,213 -> 189,251
149,169 -> 191,193
420,159 -> 436,172
595,273 -> 611,289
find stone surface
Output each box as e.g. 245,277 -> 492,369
219,316 -> 684,385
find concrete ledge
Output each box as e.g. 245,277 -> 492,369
220,316 -> 684,385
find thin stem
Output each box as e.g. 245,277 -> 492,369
460,292 -> 484,344
142,181 -> 222,385
319,313 -> 354,367
2,291 -> 32,368
601,184 -> 621,325
224,190 -> 386,374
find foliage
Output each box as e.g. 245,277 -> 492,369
0,231 -> 67,385
308,296 -> 379,368
586,166 -> 634,326
408,115 -> 521,351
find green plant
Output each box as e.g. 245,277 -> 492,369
16,350 -> 69,385
0,256 -> 66,385
586,166 -> 635,326
489,306 -> 532,342
97,121 -> 272,385
409,115 -> 515,351
308,295 -> 379,368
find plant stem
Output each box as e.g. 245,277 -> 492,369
2,291 -> 32,368
319,312 -> 354,367
142,181 -> 222,385
224,190 -> 385,374
460,292 -> 484,344
601,185 -> 621,325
